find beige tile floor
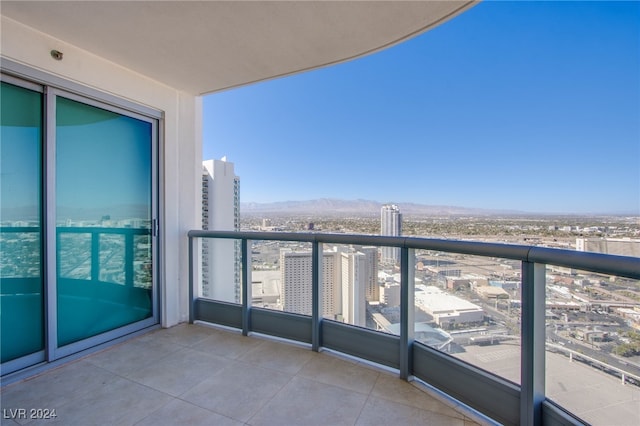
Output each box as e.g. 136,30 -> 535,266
1,324 -> 488,426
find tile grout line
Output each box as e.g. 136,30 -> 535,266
242,371 -> 298,425
353,372 -> 383,426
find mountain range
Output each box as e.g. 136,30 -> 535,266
241,198 -> 522,217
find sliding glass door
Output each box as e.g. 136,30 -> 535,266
0,75 -> 159,374
0,81 -> 45,367
55,95 -> 154,348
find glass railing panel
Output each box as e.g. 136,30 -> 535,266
0,231 -> 41,279
414,249 -> 522,384
334,244 -> 398,334
134,233 -> 152,289
545,270 -> 640,426
335,245 -> 387,332
250,241 -> 396,332
251,240 -> 314,315
200,237 -> 242,303
250,239 -> 284,311
99,233 -> 125,285
57,232 -> 92,280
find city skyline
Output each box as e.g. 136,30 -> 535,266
203,1 -> 640,215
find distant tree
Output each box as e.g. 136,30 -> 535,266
613,343 -> 640,357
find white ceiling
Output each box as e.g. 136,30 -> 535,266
1,1 -> 476,95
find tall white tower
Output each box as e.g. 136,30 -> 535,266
380,204 -> 402,264
202,158 -> 240,302
341,252 -> 366,326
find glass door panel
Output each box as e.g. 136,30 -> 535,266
0,82 -> 44,363
55,96 -> 153,347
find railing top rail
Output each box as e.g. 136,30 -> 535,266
0,227 -> 40,233
56,226 -> 150,235
528,246 -> 639,280
1,226 -> 150,235
188,229 -> 640,280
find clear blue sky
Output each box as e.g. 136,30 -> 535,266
203,1 -> 640,215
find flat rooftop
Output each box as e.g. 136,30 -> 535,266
415,285 -> 483,314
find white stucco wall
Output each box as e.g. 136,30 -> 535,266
1,16 -> 201,327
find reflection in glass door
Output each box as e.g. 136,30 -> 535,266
55,96 -> 154,347
1,73 -> 158,375
0,81 -> 44,366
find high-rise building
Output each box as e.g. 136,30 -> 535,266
201,158 -> 240,302
341,251 -> 366,326
280,249 -> 341,318
380,204 -> 402,264
360,246 -> 380,302
280,245 -> 379,325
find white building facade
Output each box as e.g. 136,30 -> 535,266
280,246 -> 379,325
201,159 -> 241,302
280,250 -> 341,318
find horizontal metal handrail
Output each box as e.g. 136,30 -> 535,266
1,226 -> 150,235
57,226 -> 150,235
188,230 -> 640,280
0,226 -> 41,233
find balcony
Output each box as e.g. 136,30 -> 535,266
1,323 -> 486,426
188,230 -> 640,426
3,2 -> 637,425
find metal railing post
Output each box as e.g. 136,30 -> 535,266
124,231 -> 134,286
521,261 -> 545,426
400,246 -> 415,380
241,239 -> 251,336
312,240 -> 323,352
188,235 -> 195,324
91,231 -> 100,282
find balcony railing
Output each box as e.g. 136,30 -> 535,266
1,226 -> 154,373
0,226 -> 151,287
57,226 -> 151,287
188,230 -> 640,426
